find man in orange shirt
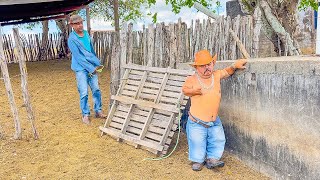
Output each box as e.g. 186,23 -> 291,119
182,50 -> 246,171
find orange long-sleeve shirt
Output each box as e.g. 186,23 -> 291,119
182,69 -> 230,122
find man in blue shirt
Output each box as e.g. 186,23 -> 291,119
68,14 -> 106,125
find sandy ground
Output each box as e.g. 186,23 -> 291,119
0,60 -> 269,179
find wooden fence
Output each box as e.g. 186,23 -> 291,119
1,15 -> 256,66
1,32 -> 67,63
93,15 -> 256,71
92,31 -> 115,67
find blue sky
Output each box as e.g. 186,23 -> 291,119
2,0 -> 227,35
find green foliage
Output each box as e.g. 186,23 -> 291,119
152,13 -> 158,23
90,0 -> 214,26
299,0 -> 319,11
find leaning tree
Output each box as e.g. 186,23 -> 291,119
237,0 -> 318,56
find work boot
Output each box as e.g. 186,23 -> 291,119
82,115 -> 90,125
191,162 -> 205,171
95,112 -> 107,119
205,158 -> 225,169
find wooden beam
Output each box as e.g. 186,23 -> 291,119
111,95 -> 179,113
0,24 -> 22,139
123,64 -> 194,76
99,127 -> 164,151
1,14 -> 66,26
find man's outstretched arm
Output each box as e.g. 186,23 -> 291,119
221,59 -> 247,78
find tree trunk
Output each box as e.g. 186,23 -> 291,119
41,20 -> 49,60
260,0 -> 299,55
113,0 -> 120,32
55,19 -> 69,58
86,7 -> 92,35
237,0 -> 301,56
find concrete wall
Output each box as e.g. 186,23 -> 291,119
178,56 -> 320,179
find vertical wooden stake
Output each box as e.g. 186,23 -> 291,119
13,28 -> 39,139
0,25 -> 22,139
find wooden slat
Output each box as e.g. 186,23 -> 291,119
153,113 -> 171,121
168,74 -> 187,82
162,91 -> 180,98
99,127 -> 164,151
130,69 -> 145,76
102,69 -> 130,131
112,117 -> 125,124
123,84 -> 139,91
110,122 -> 122,129
128,120 -> 144,129
141,88 -> 158,95
160,96 -> 178,104
164,85 -> 182,92
143,82 -> 160,89
124,64 -> 193,76
145,76 -> 162,84
121,90 -> 136,96
128,74 -> 142,81
139,93 -> 157,100
126,79 -> 140,86
120,71 -> 148,134
145,132 -> 162,142
132,109 -> 149,117
159,114 -> 175,145
117,104 -> 130,112
120,104 -> 134,133
166,79 -> 184,87
148,72 -> 165,79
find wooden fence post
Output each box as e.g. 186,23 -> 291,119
110,32 -> 121,96
13,28 -> 39,139
127,23 -> 133,64
0,25 -> 22,139
120,23 -> 128,77
146,24 -> 155,67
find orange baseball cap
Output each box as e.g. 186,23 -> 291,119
190,50 -> 217,67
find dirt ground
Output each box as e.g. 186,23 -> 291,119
0,60 -> 269,179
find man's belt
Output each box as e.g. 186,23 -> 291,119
188,112 -> 210,128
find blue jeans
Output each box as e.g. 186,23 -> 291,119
186,116 -> 226,163
75,70 -> 102,116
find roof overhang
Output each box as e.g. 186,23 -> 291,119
0,0 -> 94,26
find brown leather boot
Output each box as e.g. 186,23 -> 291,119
82,115 -> 90,125
95,112 -> 107,119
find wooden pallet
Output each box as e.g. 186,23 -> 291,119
100,64 -> 193,155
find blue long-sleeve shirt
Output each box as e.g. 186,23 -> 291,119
68,30 -> 101,73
